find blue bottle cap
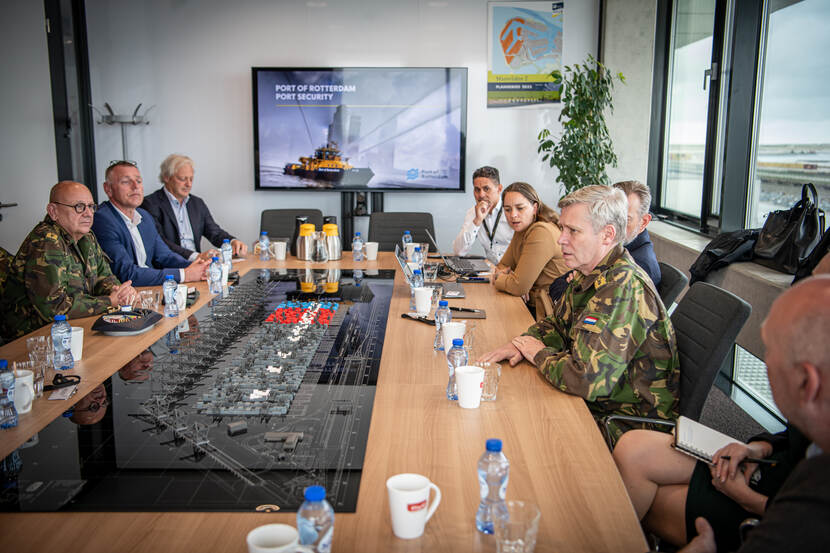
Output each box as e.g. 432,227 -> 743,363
439,300 -> 448,306
415,246 -> 421,251
452,338 -> 464,347
54,314 -> 67,321
212,256 -> 219,262
355,232 -> 361,236
223,238 -> 230,243
0,360 -> 7,369
414,269 -> 422,274
165,275 -> 175,280
486,439 -> 503,452
304,485 -> 326,501
404,230 -> 411,235
261,231 -> 268,235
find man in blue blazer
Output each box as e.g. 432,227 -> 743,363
92,161 -> 208,287
141,154 -> 248,261
613,180 -> 661,288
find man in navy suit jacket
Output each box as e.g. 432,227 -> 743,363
613,180 -> 661,288
141,154 -> 248,261
91,161 -> 208,287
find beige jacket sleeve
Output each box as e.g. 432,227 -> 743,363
494,222 -> 562,296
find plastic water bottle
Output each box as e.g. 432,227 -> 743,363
402,229 -> 413,250
51,314 -> 74,371
163,275 -> 179,318
446,338 -> 467,400
208,256 -> 222,294
352,232 -> 364,261
412,246 -> 424,271
433,300 -> 452,351
259,231 -> 271,261
220,238 -> 233,267
297,485 -> 335,553
0,359 -> 18,429
410,269 -> 424,311
476,438 -> 510,534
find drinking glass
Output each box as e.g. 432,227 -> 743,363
494,500 -> 541,553
475,361 -> 501,401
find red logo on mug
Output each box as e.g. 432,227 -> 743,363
407,500 -> 427,512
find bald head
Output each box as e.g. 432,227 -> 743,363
762,275 -> 830,448
46,181 -> 95,242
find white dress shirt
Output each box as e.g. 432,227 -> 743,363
163,187 -> 198,261
113,204 -> 185,281
451,201 -> 514,264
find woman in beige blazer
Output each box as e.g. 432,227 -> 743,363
492,182 -> 569,320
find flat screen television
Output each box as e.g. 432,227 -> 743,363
252,67 -> 467,192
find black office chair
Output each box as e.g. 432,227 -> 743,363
260,209 -> 324,241
368,212 -> 435,251
657,261 -> 689,308
604,282 -> 751,448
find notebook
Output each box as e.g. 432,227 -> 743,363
423,228 -> 491,274
672,416 -> 744,464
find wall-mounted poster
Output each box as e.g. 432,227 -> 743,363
487,1 -> 564,108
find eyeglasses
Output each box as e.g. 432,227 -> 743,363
107,160 -> 138,170
52,201 -> 98,214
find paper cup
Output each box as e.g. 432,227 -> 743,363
413,287 -> 432,315
175,284 -> 188,310
365,242 -> 379,261
70,326 -> 84,361
456,365 -> 485,409
441,321 -> 466,351
271,241 -> 287,261
13,369 -> 34,414
246,523 -> 314,553
386,473 -> 441,540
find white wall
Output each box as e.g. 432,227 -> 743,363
603,0 -> 657,185
0,0 -> 58,253
85,0 -> 599,253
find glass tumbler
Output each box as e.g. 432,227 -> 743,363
475,361 -> 501,401
494,500 -> 541,553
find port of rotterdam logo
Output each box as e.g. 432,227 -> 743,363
406,168 -> 419,180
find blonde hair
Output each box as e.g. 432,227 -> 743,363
502,182 -> 559,225
159,154 -> 194,183
558,185 -> 627,244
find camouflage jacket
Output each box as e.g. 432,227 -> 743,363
1,217 -> 120,340
524,245 -> 680,439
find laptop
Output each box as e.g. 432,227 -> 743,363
394,244 -> 465,298
423,228 -> 491,274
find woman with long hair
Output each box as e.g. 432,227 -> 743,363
492,182 -> 568,320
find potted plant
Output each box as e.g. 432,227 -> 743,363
537,55 -> 625,196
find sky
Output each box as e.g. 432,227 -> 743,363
668,0 -> 830,146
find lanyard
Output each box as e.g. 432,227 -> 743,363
482,206 -> 503,248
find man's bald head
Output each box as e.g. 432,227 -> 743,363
762,275 -> 830,448
46,181 -> 95,242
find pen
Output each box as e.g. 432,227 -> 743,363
449,307 -> 480,313
719,455 -> 778,466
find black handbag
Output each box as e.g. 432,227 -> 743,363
753,183 -> 825,274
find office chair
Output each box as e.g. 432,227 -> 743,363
604,282 -> 752,449
260,209 -> 324,240
368,212 -> 435,251
657,261 -> 689,308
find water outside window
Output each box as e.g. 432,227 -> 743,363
748,0 -> 830,229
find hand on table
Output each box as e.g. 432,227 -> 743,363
109,280 -> 136,308
196,249 -> 220,262
183,258 -> 209,282
230,239 -> 248,257
511,335 -> 545,366
479,341 -> 523,366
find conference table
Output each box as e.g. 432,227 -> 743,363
0,253 -> 647,553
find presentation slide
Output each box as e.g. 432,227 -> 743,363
253,67 -> 467,191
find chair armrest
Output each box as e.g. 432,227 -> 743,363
603,415 -> 677,450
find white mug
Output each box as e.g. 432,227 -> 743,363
271,241 -> 287,260
386,473 -> 442,539
441,321 -> 467,351
70,326 -> 84,361
456,365 -> 485,409
413,287 -> 432,315
246,524 -> 314,553
365,242 -> 379,261
13,369 -> 35,414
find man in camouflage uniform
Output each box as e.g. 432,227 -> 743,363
1,181 -> 137,340
482,185 -> 679,440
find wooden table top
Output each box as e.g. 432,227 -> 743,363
0,253 -> 646,553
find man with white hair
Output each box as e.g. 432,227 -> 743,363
481,185 -> 679,439
141,154 -> 247,261
680,275 -> 830,553
612,180 -> 661,287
